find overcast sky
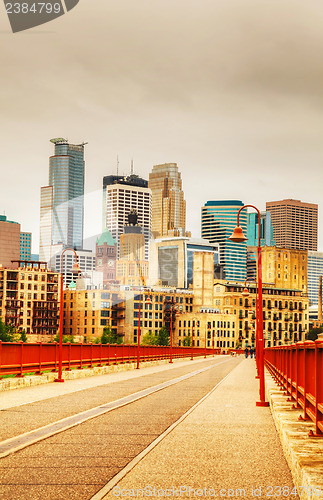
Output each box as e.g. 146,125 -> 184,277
1,0 -> 323,252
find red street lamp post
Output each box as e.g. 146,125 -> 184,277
242,277 -> 259,379
136,291 -> 142,369
55,248 -> 81,383
229,204 -> 269,407
204,324 -> 207,358
191,318 -> 198,361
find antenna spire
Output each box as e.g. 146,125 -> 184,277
117,155 -> 119,176
131,159 -> 134,175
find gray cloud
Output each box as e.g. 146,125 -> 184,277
0,0 -> 322,249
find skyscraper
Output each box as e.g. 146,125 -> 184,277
0,215 -> 20,268
39,138 -> 86,263
149,163 -> 190,238
20,232 -> 32,262
307,251 -> 323,306
201,200 -> 247,281
102,174 -> 152,260
266,199 -> 318,251
246,212 -> 275,247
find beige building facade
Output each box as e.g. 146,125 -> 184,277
0,262 -> 59,340
213,280 -> 309,348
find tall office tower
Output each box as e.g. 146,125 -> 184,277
155,236 -> 219,289
39,138 -> 86,263
201,201 -> 247,281
102,174 -> 152,260
148,163 -> 190,238
116,211 -> 149,286
266,199 -> 318,251
247,212 -> 275,247
0,215 -> 20,268
20,232 -> 32,262
307,251 -> 323,306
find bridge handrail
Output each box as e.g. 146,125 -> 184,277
0,341 -> 220,378
264,340 -> 323,436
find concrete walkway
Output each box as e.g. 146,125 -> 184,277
98,359 -> 300,500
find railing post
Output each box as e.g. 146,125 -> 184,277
80,342 -> 83,369
36,342 -> 42,375
310,339 -> 323,436
67,342 -> 71,371
17,341 -> 24,377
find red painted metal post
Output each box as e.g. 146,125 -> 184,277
136,292 -> 141,369
191,320 -> 194,360
256,241 -> 269,406
204,325 -> 207,358
170,307 -> 173,363
234,205 -> 269,407
55,272 -> 64,382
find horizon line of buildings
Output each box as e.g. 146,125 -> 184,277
0,137 -> 321,348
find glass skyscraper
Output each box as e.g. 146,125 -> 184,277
201,200 -> 247,281
307,251 -> 323,306
246,212 -> 275,247
49,138 -> 85,249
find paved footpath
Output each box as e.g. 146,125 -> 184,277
99,358 -> 299,500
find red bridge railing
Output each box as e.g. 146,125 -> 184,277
264,340 -> 323,436
0,342 -> 220,378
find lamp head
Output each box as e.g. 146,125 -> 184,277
242,287 -> 250,297
71,262 -> 81,273
229,226 -> 248,243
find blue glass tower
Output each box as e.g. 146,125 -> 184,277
49,138 -> 85,249
247,212 -> 275,247
201,200 -> 247,281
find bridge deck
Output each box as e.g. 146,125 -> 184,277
0,357 -> 311,499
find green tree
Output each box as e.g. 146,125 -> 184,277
182,335 -> 191,347
157,326 -> 170,346
307,327 -> 323,342
20,329 -> 28,343
101,325 -> 123,344
53,333 -> 75,343
141,330 -> 159,346
0,319 -> 16,342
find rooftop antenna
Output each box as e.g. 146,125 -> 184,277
131,159 -> 134,175
117,155 -> 119,177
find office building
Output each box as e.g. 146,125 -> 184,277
39,138 -> 86,263
266,199 -> 318,251
149,163 -> 190,238
247,212 -> 275,247
0,215 -> 20,268
52,248 -> 96,287
116,211 -> 149,286
201,200 -> 247,281
213,280 -> 309,348
20,232 -> 32,262
102,174 -> 151,260
154,236 -> 219,289
307,251 -> 323,306
0,261 -> 59,340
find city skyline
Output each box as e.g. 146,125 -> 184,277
1,0 -> 323,252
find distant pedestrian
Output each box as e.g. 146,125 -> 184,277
244,347 -> 249,358
250,347 -> 254,359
